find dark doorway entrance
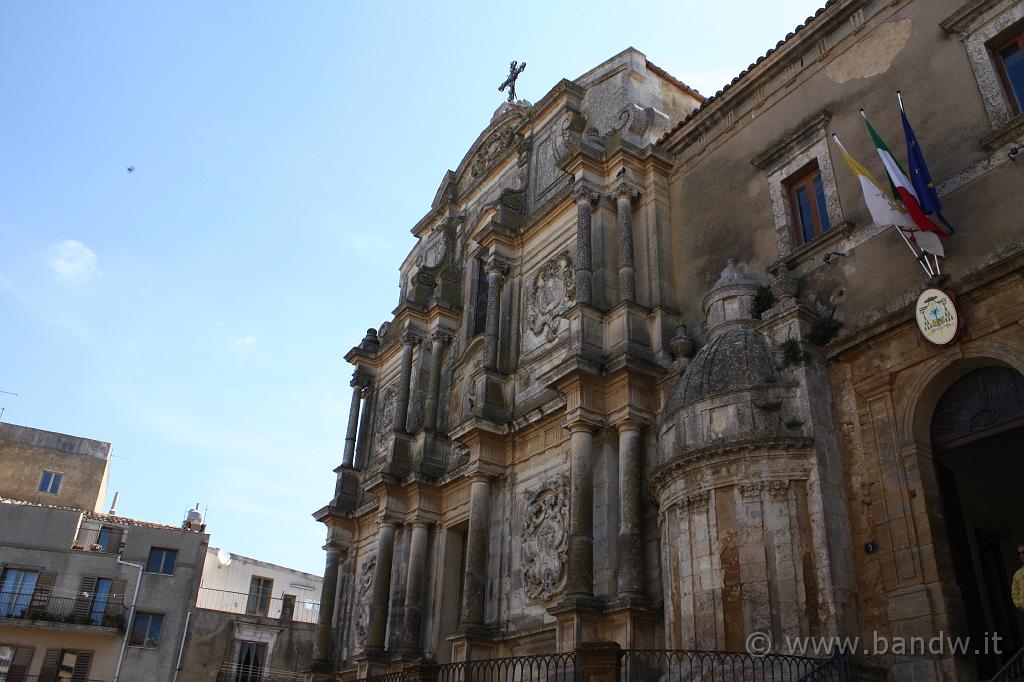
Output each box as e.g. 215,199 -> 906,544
932,366 -> 1024,678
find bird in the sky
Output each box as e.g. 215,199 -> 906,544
126,166 -> 135,173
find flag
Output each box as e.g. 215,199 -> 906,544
899,95 -> 955,234
831,134 -> 944,257
861,111 -> 951,240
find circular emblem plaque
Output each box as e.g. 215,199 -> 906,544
915,288 -> 961,346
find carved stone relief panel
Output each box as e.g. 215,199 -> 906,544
353,554 -> 376,646
521,475 -> 570,601
523,251 -> 576,354
378,385 -> 398,435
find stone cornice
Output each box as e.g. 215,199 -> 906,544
939,0 -> 1006,35
751,109 -> 832,172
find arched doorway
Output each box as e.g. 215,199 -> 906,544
931,365 -> 1024,677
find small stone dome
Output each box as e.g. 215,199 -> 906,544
661,327 -> 779,420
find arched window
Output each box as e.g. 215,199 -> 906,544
930,366 -> 1024,448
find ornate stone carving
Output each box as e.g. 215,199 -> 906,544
767,479 -> 791,503
414,228 -> 448,270
521,476 -> 569,601
471,124 -> 525,179
525,251 -> 576,341
740,481 -> 764,502
379,385 -> 398,433
686,490 -> 710,514
353,554 -> 376,646
571,183 -> 600,206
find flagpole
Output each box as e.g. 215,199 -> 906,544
832,132 -> 934,277
897,90 -> 905,113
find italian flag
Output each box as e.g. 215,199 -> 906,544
831,134 -> 944,257
862,111 -> 951,240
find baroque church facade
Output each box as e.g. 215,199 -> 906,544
312,0 -> 1024,679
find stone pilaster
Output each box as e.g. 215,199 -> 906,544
614,183 -> 641,304
566,419 -> 599,599
572,183 -> 599,307
483,258 -> 509,372
312,544 -> 342,667
365,519 -> 398,653
615,418 -> 645,598
400,519 -> 432,656
342,374 -> 370,468
394,331 -> 420,435
460,474 -> 492,628
422,330 -> 451,432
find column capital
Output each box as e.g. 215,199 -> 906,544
611,415 -> 649,432
572,182 -> 600,206
484,255 -> 512,279
377,512 -> 402,528
430,328 -> 454,344
407,516 -> 436,530
613,181 -> 642,202
400,329 -> 423,346
351,372 -> 372,389
564,413 -> 603,434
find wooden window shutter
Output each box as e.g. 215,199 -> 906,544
38,648 -> 61,681
107,578 -> 127,625
71,650 -> 94,682
29,571 -> 56,616
74,576 -> 98,620
9,644 -> 35,681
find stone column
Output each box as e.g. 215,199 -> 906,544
483,259 -> 508,372
616,419 -> 645,597
400,520 -> 432,654
313,544 -> 342,664
394,331 -> 419,435
615,183 -> 640,304
422,330 -> 451,432
567,421 -> 597,598
353,386 -> 374,469
460,475 -> 491,627
342,375 -> 368,468
366,520 -> 397,652
572,184 -> 599,307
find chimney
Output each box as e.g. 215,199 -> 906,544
108,491 -> 120,515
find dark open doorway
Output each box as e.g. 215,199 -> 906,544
931,366 -> 1024,679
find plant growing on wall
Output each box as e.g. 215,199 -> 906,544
752,286 -> 777,320
779,339 -> 808,368
808,315 -> 843,346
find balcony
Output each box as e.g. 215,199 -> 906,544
0,590 -> 127,633
71,526 -> 125,554
196,587 -> 320,624
215,664 -> 306,681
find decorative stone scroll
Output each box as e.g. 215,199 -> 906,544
470,118 -> 526,179
525,251 -> 576,342
521,476 -> 570,601
353,555 -> 376,646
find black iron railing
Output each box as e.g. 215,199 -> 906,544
215,663 -> 307,681
0,590 -> 126,630
195,587 -> 320,624
619,648 -> 844,682
434,653 -> 577,682
991,645 -> 1024,681
10,677 -> 108,682
71,526 -> 125,554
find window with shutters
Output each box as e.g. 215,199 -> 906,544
234,641 -> 267,682
145,547 -> 177,575
38,470 -> 62,495
73,576 -> 123,627
39,649 -> 93,682
0,643 -> 34,681
786,163 -> 832,245
994,26 -> 1024,114
129,612 -> 164,648
246,576 -> 273,616
0,568 -> 39,618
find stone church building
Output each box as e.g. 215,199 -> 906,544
311,0 -> 1024,679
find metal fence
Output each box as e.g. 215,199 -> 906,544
8,677 -> 108,682
0,590 -> 127,630
71,526 -> 125,554
196,587 -> 320,624
434,653 -> 578,682
619,649 -> 846,682
215,663 -> 308,681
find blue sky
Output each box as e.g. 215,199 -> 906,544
1,1 -> 827,575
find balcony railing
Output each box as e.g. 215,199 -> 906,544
195,587 -> 320,624
215,663 -> 307,681
10,677 -> 108,682
71,526 -> 125,554
0,590 -> 127,631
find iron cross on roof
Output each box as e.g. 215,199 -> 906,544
499,61 -> 526,102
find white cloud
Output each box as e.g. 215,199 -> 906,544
233,335 -> 257,347
48,239 -> 100,287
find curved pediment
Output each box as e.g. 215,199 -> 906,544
431,102 -> 532,209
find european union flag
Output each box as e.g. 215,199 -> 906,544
900,101 -> 955,235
